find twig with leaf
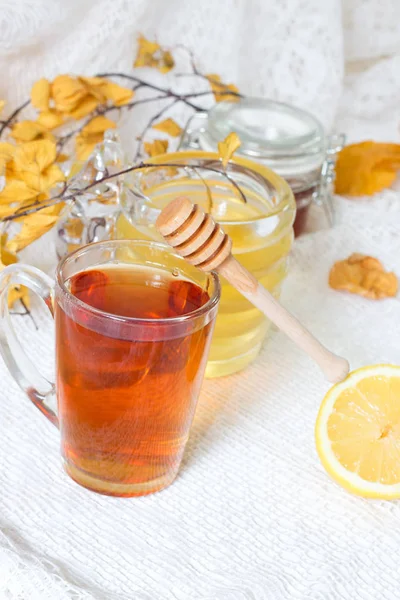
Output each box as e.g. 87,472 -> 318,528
0,34 -> 243,313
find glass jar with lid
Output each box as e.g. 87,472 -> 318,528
178,98 -> 345,236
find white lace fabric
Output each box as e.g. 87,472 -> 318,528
1,0 -> 399,136
0,195 -> 399,599
1,1 -> 400,598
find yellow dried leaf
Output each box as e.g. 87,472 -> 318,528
13,140 -> 64,194
5,159 -> 18,181
144,139 -> 169,157
78,76 -> 107,102
21,164 -> 65,195
153,118 -> 182,137
334,141 -> 400,196
51,75 -> 88,113
82,116 -> 116,136
0,235 -> 28,308
75,134 -> 99,161
329,253 -> 398,300
134,35 -> 160,63
0,100 -> 5,114
206,74 -> 240,103
0,142 -> 16,163
217,132 -> 241,168
100,81 -> 133,106
7,203 -> 65,253
14,139 -> 56,174
63,218 -> 85,239
0,179 -> 37,204
68,96 -> 99,120
0,205 -> 17,219
134,35 -> 174,73
7,285 -> 30,309
79,76 -> 133,107
11,120 -> 52,143
31,78 -> 50,111
0,234 -> 18,268
78,76 -> 105,87
39,164 -> 65,192
37,110 -> 64,130
75,116 -> 116,161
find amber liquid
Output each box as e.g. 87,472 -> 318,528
55,265 -> 212,496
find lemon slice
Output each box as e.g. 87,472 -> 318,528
315,364 -> 400,498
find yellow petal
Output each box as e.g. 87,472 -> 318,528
152,118 -> 182,137
81,115 -> 116,136
100,81 -> 133,106
7,203 -> 65,252
37,110 -> 64,130
0,100 -> 5,114
31,78 -> 50,111
0,179 -> 38,204
206,74 -> 240,103
68,95 -> 99,120
11,120 -> 47,142
144,139 -> 169,157
217,132 -> 241,168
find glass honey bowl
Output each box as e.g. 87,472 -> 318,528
117,150 -> 295,378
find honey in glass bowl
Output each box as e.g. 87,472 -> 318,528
117,151 -> 295,378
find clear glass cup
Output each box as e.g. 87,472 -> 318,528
0,240 -> 220,497
117,150 -> 295,378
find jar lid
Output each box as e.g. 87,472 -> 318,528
199,98 -> 326,177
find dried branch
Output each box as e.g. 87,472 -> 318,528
134,97 -> 178,161
97,72 -> 205,112
56,93 -> 174,157
4,160 -> 246,222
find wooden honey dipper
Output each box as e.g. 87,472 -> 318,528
156,197 -> 350,383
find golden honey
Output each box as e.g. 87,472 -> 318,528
117,151 -> 295,377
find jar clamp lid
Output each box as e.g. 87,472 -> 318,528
200,98 -> 325,177
179,98 -> 345,227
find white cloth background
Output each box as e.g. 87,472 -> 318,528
1,1 -> 400,598
1,0 -> 400,140
1,206 -> 400,599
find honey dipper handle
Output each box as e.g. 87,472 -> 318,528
218,255 -> 349,383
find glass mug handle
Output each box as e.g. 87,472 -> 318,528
0,264 -> 58,427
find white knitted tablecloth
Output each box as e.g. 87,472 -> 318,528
1,194 -> 400,599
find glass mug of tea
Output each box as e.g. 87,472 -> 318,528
0,240 -> 220,497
